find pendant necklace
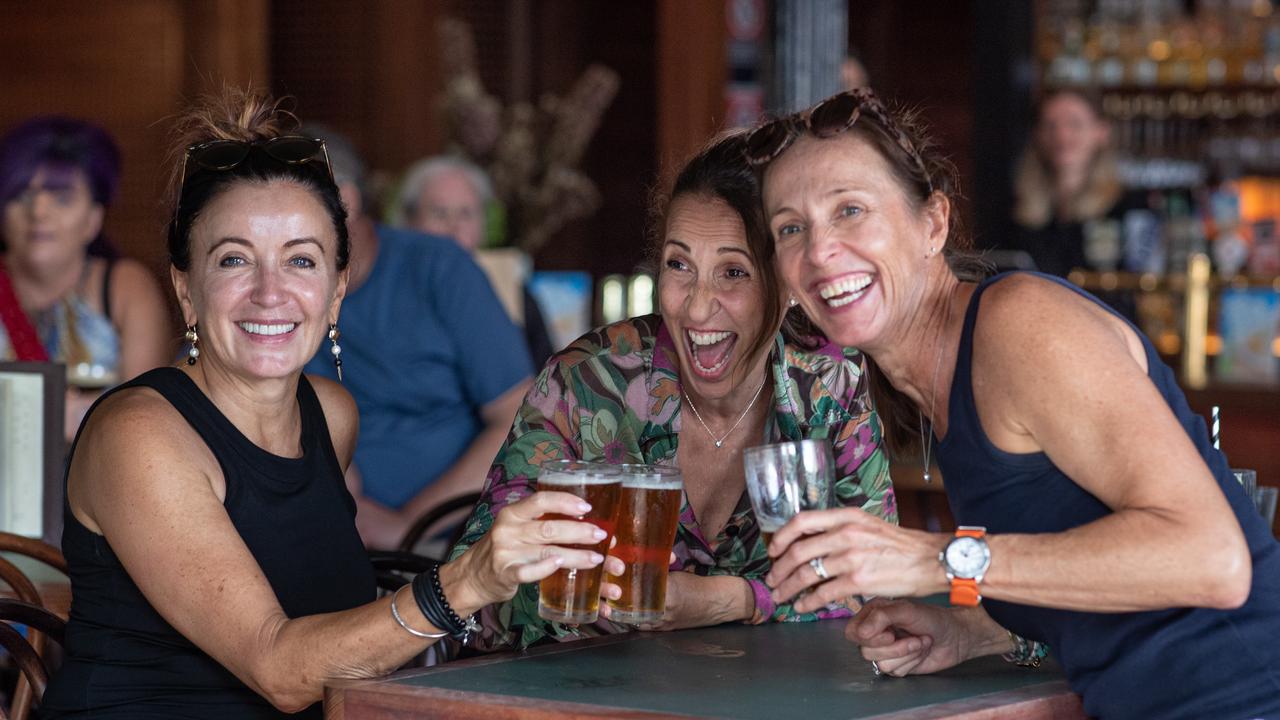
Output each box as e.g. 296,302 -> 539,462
918,341 -> 945,483
682,377 -> 768,449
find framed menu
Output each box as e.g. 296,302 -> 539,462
0,361 -> 65,546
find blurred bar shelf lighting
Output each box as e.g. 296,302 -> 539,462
599,272 -> 656,325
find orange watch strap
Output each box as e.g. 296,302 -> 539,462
950,578 -> 981,606
956,527 -> 985,539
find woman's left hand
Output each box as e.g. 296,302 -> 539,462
597,557 -> 750,630
765,508 -> 947,613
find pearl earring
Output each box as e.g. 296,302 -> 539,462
328,324 -> 343,381
185,325 -> 199,365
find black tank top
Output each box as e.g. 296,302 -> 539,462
938,272 -> 1280,720
41,367 -> 376,719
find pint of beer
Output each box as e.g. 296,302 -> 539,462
607,465 -> 683,625
536,461 -> 622,624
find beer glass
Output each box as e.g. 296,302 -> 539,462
536,460 -> 622,624
743,439 -> 835,547
607,464 -> 684,625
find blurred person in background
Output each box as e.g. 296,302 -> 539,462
1011,88 -> 1145,279
395,154 -> 555,368
302,128 -> 532,550
0,116 -> 169,438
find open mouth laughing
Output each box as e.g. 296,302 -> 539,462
686,329 -> 738,377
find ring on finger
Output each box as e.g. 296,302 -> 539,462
809,556 -> 830,580
871,660 -> 882,676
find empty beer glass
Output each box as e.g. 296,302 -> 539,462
536,460 -> 622,624
607,464 -> 684,625
743,439 -> 836,547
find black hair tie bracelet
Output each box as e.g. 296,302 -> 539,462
411,561 -> 480,643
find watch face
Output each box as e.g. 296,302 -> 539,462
945,536 -> 990,579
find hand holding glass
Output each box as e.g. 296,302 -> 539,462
607,464 -> 684,625
536,461 -> 621,624
743,439 -> 836,547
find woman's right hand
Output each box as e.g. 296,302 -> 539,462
845,598 -> 1011,677
440,491 -> 609,614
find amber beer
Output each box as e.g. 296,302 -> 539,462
537,461 -> 621,624
607,465 -> 683,625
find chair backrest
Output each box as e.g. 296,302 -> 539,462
396,491 -> 482,557
0,533 -> 67,575
0,598 -> 66,720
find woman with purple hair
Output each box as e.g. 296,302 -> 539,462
0,116 -> 169,437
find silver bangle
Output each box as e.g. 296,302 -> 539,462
391,585 -> 449,639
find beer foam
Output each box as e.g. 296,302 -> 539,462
621,478 -> 683,490
539,470 -> 620,485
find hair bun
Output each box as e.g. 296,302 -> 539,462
165,85 -> 299,206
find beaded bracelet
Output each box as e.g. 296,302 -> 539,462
390,585 -> 449,639
410,561 -> 480,643
1001,631 -> 1049,668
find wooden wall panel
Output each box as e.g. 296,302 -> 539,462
849,1 -> 976,239
0,0 -> 268,281
656,0 -> 728,189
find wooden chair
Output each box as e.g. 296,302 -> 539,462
0,534 -> 67,720
0,600 -> 66,720
0,534 -> 66,576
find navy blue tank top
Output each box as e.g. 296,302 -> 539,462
41,368 -> 376,719
938,272 -> 1280,720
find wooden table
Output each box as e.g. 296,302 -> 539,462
327,619 -> 1084,720
1,551 -> 70,620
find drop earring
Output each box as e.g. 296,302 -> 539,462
329,324 -> 343,381
788,296 -> 798,307
185,325 -> 199,365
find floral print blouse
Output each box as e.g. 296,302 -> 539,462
448,314 -> 895,651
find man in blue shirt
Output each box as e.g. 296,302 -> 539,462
305,128 -> 532,548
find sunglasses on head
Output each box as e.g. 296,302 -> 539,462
178,135 -> 334,190
745,88 -> 934,193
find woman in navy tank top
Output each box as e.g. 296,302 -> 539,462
751,88 -> 1280,720
42,88 -> 619,719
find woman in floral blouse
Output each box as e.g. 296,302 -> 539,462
449,133 -> 894,651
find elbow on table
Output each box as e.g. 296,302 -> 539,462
250,664 -> 322,714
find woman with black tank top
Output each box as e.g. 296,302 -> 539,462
749,88 -> 1280,720
40,88 -> 620,719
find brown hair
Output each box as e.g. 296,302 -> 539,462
164,86 -> 349,272
758,92 -> 989,458
647,132 -> 821,370
1014,88 -> 1121,228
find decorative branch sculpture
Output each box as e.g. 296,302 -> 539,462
437,16 -> 620,254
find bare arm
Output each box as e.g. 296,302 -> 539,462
768,276 -> 1250,614
110,259 -> 173,380
70,387 -> 606,712
65,259 -> 172,439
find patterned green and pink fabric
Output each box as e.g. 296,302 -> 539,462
449,314 -> 895,651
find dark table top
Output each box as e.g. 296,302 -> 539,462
328,619 -> 1084,720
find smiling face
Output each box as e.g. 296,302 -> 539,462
762,133 -> 947,352
2,166 -> 103,272
172,179 -> 347,381
659,193 -> 773,400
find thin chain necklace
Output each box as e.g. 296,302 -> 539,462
918,338 -> 946,484
682,377 -> 768,449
